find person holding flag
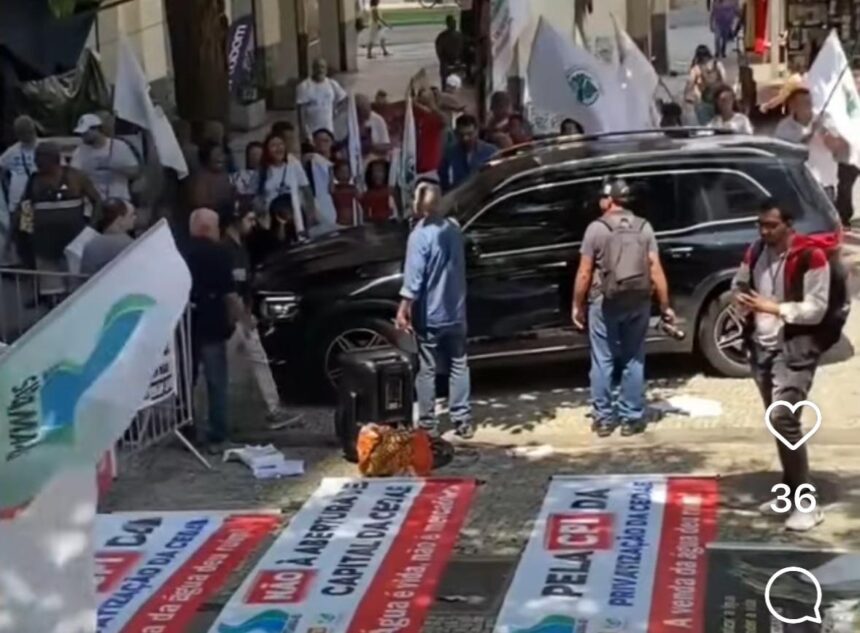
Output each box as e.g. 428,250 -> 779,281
782,30 -> 860,217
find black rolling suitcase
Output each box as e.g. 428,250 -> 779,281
335,347 -> 414,462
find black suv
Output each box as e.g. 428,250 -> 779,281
254,130 -> 841,398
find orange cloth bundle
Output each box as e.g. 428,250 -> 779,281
357,424 -> 433,477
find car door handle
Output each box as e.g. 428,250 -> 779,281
666,247 -> 694,258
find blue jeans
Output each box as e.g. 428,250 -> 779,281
416,324 -> 471,430
588,300 -> 650,424
192,340 -> 229,443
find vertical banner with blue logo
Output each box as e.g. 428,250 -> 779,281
227,15 -> 256,97
494,475 -> 719,633
0,220 -> 191,511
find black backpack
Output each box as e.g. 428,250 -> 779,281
599,213 -> 653,305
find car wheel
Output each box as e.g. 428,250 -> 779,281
698,290 -> 750,378
314,316 -> 400,398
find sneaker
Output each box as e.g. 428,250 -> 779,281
620,420 -> 647,437
757,497 -> 783,516
591,419 -> 616,438
784,507 -> 824,532
454,420 -> 475,440
266,408 -> 303,430
418,424 -> 441,439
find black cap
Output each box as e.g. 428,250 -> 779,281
601,177 -> 630,203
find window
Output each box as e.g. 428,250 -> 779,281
619,174 -> 682,231
471,179 -> 604,241
695,170 -> 770,221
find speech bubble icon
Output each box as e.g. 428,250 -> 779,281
764,400 -> 822,451
764,566 -> 823,625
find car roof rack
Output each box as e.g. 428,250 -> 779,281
492,127 -> 738,161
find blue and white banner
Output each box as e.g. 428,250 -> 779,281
0,220 -> 190,511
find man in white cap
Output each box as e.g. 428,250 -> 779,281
70,113 -> 141,202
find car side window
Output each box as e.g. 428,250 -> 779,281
469,179 -> 603,246
620,174 -> 682,231
691,170 -> 770,222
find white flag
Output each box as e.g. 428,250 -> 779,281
0,220 -> 190,510
526,17 -> 625,134
808,30 -> 860,167
347,93 -> 365,214
399,92 -> 418,215
114,36 -> 189,178
612,15 -> 660,130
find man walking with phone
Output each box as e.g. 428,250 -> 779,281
572,178 -> 675,437
396,181 -> 474,440
732,198 -> 848,531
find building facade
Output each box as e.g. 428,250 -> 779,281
87,0 -> 359,112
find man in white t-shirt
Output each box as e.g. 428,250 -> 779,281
0,115 -> 38,262
296,58 -> 347,141
774,88 -> 848,199
355,93 -> 392,158
70,113 -> 141,202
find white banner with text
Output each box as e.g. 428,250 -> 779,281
494,475 -> 719,633
209,477 -> 476,633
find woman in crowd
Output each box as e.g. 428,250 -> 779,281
232,141 -> 263,202
80,198 -> 137,275
257,132 -> 316,236
367,0 -> 392,59
560,118 -> 584,136
247,193 -> 300,268
685,45 -> 726,124
708,85 -> 754,134
361,159 -> 397,223
188,141 -> 236,213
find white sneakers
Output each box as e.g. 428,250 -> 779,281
784,507 -> 825,532
758,496 -> 825,532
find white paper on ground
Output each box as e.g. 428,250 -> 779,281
651,396 -> 723,418
223,444 -> 304,479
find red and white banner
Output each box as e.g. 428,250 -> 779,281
209,477 -> 476,633
95,511 -> 280,633
494,475 -> 719,633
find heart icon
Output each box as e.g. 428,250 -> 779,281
764,400 -> 822,451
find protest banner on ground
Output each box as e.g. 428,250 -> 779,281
704,544 -> 860,633
209,477 -> 476,633
95,511 -> 280,633
494,474 -> 719,633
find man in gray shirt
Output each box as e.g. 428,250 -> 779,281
572,178 -> 674,437
80,199 -> 136,275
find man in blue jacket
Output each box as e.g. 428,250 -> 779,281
438,114 -> 497,192
396,181 -> 474,439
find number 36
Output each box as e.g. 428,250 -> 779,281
771,483 -> 817,514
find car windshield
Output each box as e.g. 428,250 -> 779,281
439,154 -> 540,224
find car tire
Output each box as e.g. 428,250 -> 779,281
698,290 -> 751,378
311,316 -> 402,400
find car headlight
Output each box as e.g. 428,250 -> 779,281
260,293 -> 301,322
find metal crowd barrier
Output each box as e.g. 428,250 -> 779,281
0,267 -> 203,465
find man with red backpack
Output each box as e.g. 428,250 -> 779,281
733,198 -> 849,532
